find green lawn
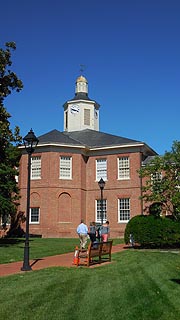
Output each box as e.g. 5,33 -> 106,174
0,237 -> 123,264
0,240 -> 180,320
0,238 -> 79,264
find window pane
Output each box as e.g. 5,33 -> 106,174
60,156 -> 72,179
1,213 -> 10,227
96,199 -> 107,223
30,208 -> 39,223
84,109 -> 90,125
31,156 -> 41,179
119,198 -> 130,221
151,172 -> 162,192
96,159 -> 107,181
151,172 -> 162,182
118,157 -> 130,179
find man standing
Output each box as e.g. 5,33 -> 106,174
77,219 -> 88,250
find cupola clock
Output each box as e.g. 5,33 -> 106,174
70,105 -> 79,114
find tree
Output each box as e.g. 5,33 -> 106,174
0,42 -> 23,229
139,141 -> 180,219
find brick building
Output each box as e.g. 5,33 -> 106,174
18,75 -> 157,238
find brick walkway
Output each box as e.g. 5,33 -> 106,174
0,244 -> 128,277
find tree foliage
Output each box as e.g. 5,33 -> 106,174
0,42 -> 23,227
139,141 -> 180,219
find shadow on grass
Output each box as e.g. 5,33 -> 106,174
0,238 -> 25,247
130,244 -> 180,250
0,234 -> 42,247
171,279 -> 180,285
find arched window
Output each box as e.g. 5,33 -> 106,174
58,193 -> 72,222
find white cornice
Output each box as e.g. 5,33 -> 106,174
67,99 -> 96,105
89,143 -> 145,151
19,143 -> 85,150
19,142 -> 157,155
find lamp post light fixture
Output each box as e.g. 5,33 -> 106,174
21,129 -> 39,271
98,178 -> 106,226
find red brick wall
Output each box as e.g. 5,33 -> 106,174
85,152 -> 142,238
18,149 -> 143,238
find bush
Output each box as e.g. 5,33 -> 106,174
124,215 -> 180,248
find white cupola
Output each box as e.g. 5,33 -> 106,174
63,76 -> 100,132
75,75 -> 88,95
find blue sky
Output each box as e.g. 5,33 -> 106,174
1,0 -> 180,155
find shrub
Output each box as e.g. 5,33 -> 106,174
124,215 -> 180,248
149,202 -> 162,217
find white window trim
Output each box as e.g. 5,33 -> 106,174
117,157 -> 130,180
118,198 -> 130,223
1,214 -> 11,226
95,199 -> 107,223
30,208 -> 40,224
59,156 -> 72,180
151,172 -> 162,183
31,156 -> 41,180
96,159 -> 107,181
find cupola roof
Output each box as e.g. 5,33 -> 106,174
76,75 -> 88,83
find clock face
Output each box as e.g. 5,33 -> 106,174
70,105 -> 79,114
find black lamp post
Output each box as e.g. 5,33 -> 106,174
21,129 -> 39,271
98,178 -> 106,226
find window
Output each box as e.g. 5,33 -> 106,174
151,172 -> 162,183
118,198 -> 130,222
118,157 -> 130,180
96,199 -> 107,223
84,109 -> 90,125
30,207 -> 40,224
31,156 -> 41,179
65,111 -> 68,129
1,214 -> 10,227
151,172 -> 162,192
60,156 -> 72,179
96,159 -> 107,181
15,166 -> 18,182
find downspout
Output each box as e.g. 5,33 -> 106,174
139,150 -> 143,215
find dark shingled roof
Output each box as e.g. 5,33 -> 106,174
64,129 -> 142,148
142,155 -> 156,165
38,129 -> 84,146
38,129 -> 142,149
63,92 -> 100,108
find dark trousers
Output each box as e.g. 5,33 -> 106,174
89,233 -> 96,243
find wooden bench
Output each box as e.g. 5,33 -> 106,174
78,240 -> 113,267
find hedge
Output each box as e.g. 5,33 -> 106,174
124,215 -> 180,248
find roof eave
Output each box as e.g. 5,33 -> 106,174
89,143 -> 145,151
19,143 -> 85,150
63,99 -> 100,109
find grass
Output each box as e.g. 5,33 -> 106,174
0,237 -> 123,264
0,238 -> 78,264
0,249 -> 180,319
